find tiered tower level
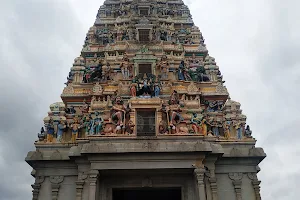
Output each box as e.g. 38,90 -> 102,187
26,1 -> 266,200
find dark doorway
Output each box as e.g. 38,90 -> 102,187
113,187 -> 181,200
136,110 -> 156,136
139,64 -> 152,76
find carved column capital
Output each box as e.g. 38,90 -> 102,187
88,170 -> 99,186
32,175 -> 45,200
229,173 -> 243,200
49,176 -> 64,200
248,173 -> 262,200
194,168 -> 207,200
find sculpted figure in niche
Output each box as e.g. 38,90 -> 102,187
46,118 -> 55,143
168,91 -> 184,127
157,55 -> 169,79
94,112 -> 104,135
80,100 -> 89,114
111,96 -> 127,127
130,83 -> 137,97
120,53 -> 132,79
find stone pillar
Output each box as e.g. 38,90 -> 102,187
208,177 -> 218,200
194,168 -> 207,200
229,173 -> 243,200
32,176 -> 45,200
88,170 -> 99,200
76,181 -> 85,200
204,157 -> 218,200
50,176 -> 64,200
248,173 -> 262,200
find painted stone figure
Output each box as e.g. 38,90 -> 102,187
130,83 -> 137,97
80,100 -> 89,114
223,121 -> 231,140
157,55 -> 169,79
94,112 -> 104,135
234,121 -> 243,140
178,60 -> 185,81
111,96 -> 127,127
46,118 -> 55,143
83,115 -> 91,136
245,125 -> 252,138
125,120 -> 135,135
69,118 -> 81,143
57,120 -> 66,143
168,92 -> 184,127
191,113 -> 202,134
38,127 -> 45,142
159,120 -> 168,134
120,54 -> 132,79
201,118 -> 208,136
154,83 -> 161,97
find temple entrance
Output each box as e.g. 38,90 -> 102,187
112,187 -> 181,200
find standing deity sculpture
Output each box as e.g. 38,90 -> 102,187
168,91 -> 184,127
94,112 -> 104,135
69,118 -> 81,143
120,54 -> 132,79
191,113 -> 202,134
80,100 -> 89,114
154,83 -> 161,97
223,121 -> 231,140
234,121 -> 243,140
111,96 -> 128,127
157,55 -> 169,79
57,120 -> 66,143
201,117 -> 208,136
82,115 -> 91,136
46,118 -> 55,143
130,83 -> 137,97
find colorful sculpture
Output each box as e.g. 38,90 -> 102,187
69,118 -> 81,143
111,96 -> 127,127
120,54 -> 132,79
94,112 -> 104,135
191,113 -> 202,134
157,55 -> 169,79
57,120 -> 66,143
46,118 -> 55,143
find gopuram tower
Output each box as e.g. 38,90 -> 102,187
26,0 -> 266,200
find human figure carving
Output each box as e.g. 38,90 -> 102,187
111,96 -> 127,127
157,55 -> 169,79
120,53 -> 132,79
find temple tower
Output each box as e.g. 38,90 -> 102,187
26,1 -> 266,200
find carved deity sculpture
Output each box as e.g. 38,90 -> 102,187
94,112 -> 104,135
57,120 -> 66,143
159,120 -> 168,134
111,96 -> 127,127
46,118 -> 55,143
157,55 -> 169,79
178,60 -> 185,81
120,54 -> 132,79
130,83 -> 137,97
83,115 -> 91,136
154,84 -> 161,97
69,118 -> 81,143
234,121 -> 243,140
201,118 -> 208,136
80,100 -> 89,114
125,120 -> 135,135
168,91 -> 184,127
245,125 -> 252,138
191,113 -> 202,134
223,121 -> 231,140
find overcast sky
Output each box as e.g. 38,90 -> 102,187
0,0 -> 299,199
